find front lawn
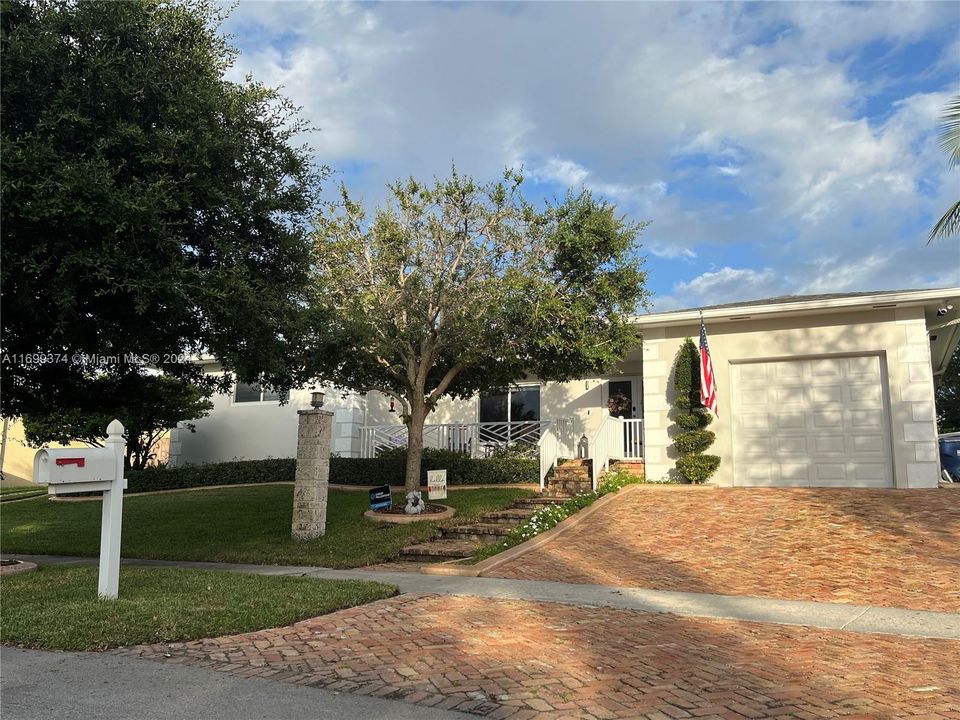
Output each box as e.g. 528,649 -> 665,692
0,565 -> 396,650
0,485 -> 532,567
0,486 -> 45,502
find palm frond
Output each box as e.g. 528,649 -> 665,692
939,95 -> 960,169
928,199 -> 960,244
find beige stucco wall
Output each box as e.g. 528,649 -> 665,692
363,345 -> 644,443
638,306 -> 939,488
0,418 -> 88,485
171,367 -> 363,466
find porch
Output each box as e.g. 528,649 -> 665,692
359,413 -> 644,490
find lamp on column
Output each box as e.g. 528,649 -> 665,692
310,389 -> 325,408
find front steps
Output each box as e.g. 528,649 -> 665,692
397,492 -> 571,563
610,459 -> 646,476
394,457 -> 645,565
544,458 -> 593,497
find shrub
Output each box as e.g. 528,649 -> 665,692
672,430 -> 716,455
671,338 -> 720,484
675,454 -> 721,484
675,411 -> 713,431
597,468 -> 645,494
126,459 -> 295,493
121,450 -> 537,494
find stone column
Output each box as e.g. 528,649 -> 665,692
292,409 -> 333,540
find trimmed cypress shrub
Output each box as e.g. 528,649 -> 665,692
671,338 -> 720,483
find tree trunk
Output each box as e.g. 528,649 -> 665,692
404,399 -> 427,494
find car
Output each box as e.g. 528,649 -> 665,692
939,432 -> 960,483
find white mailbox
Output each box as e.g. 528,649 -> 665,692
33,419 -> 128,599
33,447 -> 123,494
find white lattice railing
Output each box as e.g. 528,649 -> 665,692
360,418 -> 577,486
361,420 -> 563,459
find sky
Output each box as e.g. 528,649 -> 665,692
220,1 -> 960,311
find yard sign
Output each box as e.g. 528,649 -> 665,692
427,469 -> 447,500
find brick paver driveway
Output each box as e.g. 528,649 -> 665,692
489,488 -> 960,612
120,594 -> 960,720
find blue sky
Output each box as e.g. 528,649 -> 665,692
222,1 -> 960,311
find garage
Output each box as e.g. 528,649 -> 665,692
732,355 -> 893,487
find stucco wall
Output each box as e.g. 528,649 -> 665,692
638,306 -> 939,488
1,418 -> 90,485
171,371 -> 363,466
362,345 -> 644,444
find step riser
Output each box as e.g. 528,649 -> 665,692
400,551 -> 471,562
545,485 -> 593,494
442,532 -> 508,543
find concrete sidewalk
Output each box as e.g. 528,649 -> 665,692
8,553 -> 960,640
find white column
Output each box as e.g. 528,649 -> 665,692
98,419 -> 125,599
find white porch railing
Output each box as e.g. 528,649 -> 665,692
536,417 -> 576,490
588,414 -> 645,489
589,410 -> 622,490
360,419 -> 575,463
622,418 -> 644,460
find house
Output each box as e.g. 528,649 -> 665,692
171,287 -> 960,489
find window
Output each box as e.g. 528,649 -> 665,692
234,382 -> 283,403
479,385 -> 540,423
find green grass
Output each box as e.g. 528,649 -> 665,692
0,486 -> 45,502
0,485 -> 532,567
0,565 -> 396,650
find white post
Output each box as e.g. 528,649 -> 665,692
99,419 -> 125,599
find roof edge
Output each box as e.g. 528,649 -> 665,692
631,287 -> 960,327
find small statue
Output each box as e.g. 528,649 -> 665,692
404,490 -> 424,514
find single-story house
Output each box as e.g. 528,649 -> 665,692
169,287 -> 959,489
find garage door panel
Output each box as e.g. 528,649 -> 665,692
733,356 -> 892,488
813,436 -> 845,454
812,410 -> 844,429
811,386 -> 843,404
776,412 -> 806,429
852,435 -> 885,454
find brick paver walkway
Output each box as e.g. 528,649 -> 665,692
489,488 -> 960,612
119,593 -> 960,720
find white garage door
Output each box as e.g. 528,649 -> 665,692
732,356 -> 893,487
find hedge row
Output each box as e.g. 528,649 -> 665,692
124,450 -> 537,494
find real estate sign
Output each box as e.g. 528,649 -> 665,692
427,469 -> 447,500
369,484 -> 391,511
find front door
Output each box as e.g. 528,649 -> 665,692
606,379 -> 642,459
607,380 -> 634,419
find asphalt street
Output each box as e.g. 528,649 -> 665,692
1,647 -> 469,720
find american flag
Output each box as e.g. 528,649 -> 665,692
699,315 -> 718,415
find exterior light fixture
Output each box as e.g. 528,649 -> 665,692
389,399 -> 396,413
310,389 -> 325,408
578,433 -> 589,458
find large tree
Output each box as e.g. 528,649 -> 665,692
307,170 -> 648,492
1,0 -> 321,421
929,94 -> 960,243
936,343 -> 960,434
21,374 -> 213,469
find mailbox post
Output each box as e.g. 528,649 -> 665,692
33,419 -> 127,599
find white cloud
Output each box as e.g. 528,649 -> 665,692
221,1 -> 960,298
648,244 -> 697,262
